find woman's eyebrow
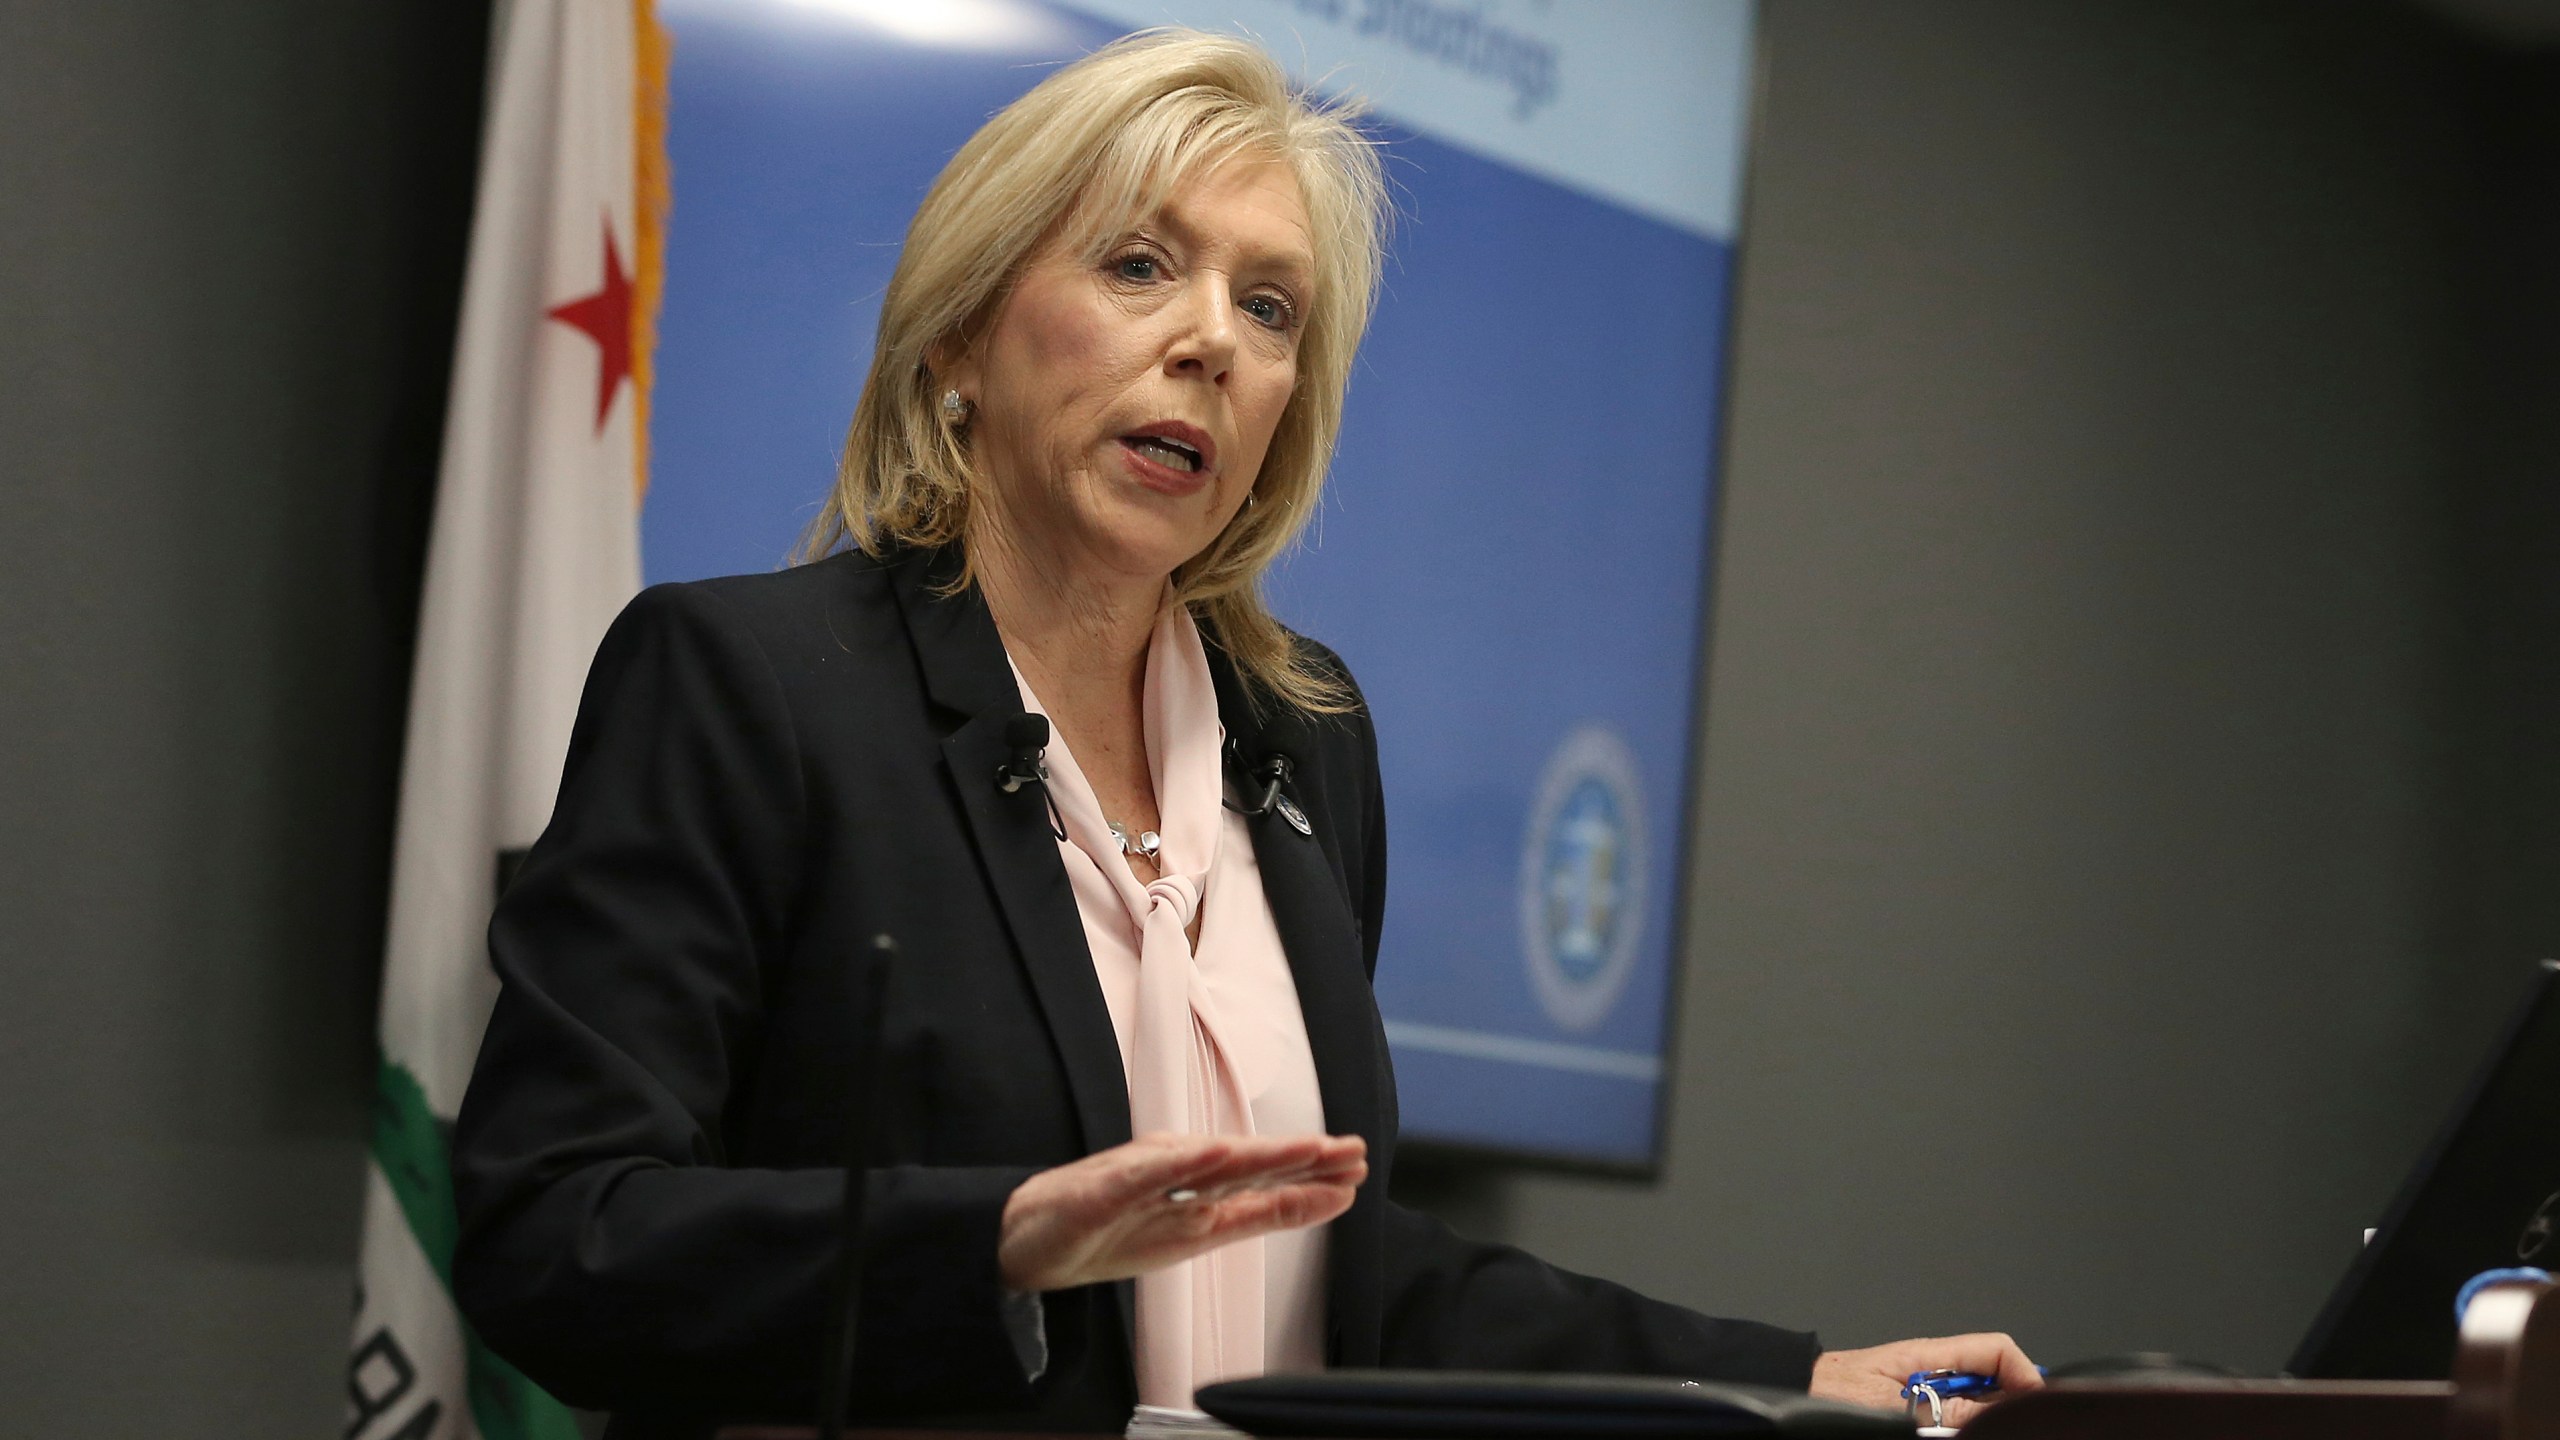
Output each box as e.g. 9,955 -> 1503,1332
1151,202 -> 1315,287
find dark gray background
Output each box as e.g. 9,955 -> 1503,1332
5,0 -> 2559,1431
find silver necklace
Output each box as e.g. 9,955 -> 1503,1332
1106,821 -> 1162,862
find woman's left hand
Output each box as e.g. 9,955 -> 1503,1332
1808,1333 -> 2041,1426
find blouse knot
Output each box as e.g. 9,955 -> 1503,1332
1144,873 -> 1204,930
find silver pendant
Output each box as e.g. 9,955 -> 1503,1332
1107,821 -> 1162,860
1275,794 -> 1313,836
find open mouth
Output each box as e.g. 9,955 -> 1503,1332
1121,434 -> 1203,474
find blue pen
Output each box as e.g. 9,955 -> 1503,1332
1901,1370 -> 2008,1402
1902,1366 -> 2047,1430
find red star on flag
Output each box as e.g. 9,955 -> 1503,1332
547,216 -> 634,432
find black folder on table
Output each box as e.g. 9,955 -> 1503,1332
1196,1371 -> 1912,1439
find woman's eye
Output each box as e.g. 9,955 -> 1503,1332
1243,294 -> 1295,329
1112,254 -> 1159,282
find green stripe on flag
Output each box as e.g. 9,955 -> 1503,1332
374,1057 -> 585,1440
373,1057 -> 461,1272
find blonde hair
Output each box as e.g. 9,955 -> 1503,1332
798,28 -> 1388,714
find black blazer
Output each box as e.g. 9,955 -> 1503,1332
451,544 -> 1820,1438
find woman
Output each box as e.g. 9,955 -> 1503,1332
451,28 -> 2037,1437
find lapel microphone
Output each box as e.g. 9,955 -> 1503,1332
996,714 -> 1049,793
1227,749 -> 1294,817
997,713 -> 1068,840
1222,737 -> 1312,836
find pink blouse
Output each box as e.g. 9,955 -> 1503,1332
1009,606 -> 1329,1407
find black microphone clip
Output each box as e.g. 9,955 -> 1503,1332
1223,742 -> 1307,833
997,713 -> 1068,840
996,713 -> 1050,794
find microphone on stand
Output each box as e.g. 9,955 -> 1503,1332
817,932 -> 897,1440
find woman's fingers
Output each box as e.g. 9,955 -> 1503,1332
999,1133 -> 1368,1292
1807,1333 -> 2040,1426
1166,1150 -> 1368,1206
1109,1176 -> 1360,1274
1138,1153 -> 1363,1247
1928,1333 -> 2041,1393
1112,1131 -> 1364,1202
1189,1172 -> 1361,1232
1939,1398 -> 1990,1428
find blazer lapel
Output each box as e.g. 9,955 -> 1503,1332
1210,651 -> 1390,1363
1209,652 -> 1384,1149
888,548 -> 1135,1157
1249,787 -> 1383,1151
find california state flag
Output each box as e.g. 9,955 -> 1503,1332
348,1 -> 667,1436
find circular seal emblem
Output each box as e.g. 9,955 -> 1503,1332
1519,725 -> 1648,1034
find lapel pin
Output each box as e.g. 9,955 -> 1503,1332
1275,794 -> 1313,836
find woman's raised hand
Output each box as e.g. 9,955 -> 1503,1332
998,1131 -> 1368,1293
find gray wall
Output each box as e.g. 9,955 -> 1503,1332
1431,0 -> 2560,1376
2432,29 -> 2560,1101
4,0 -> 2559,1433
0,1 -> 485,1431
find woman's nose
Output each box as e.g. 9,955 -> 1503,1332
1165,280 -> 1238,384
